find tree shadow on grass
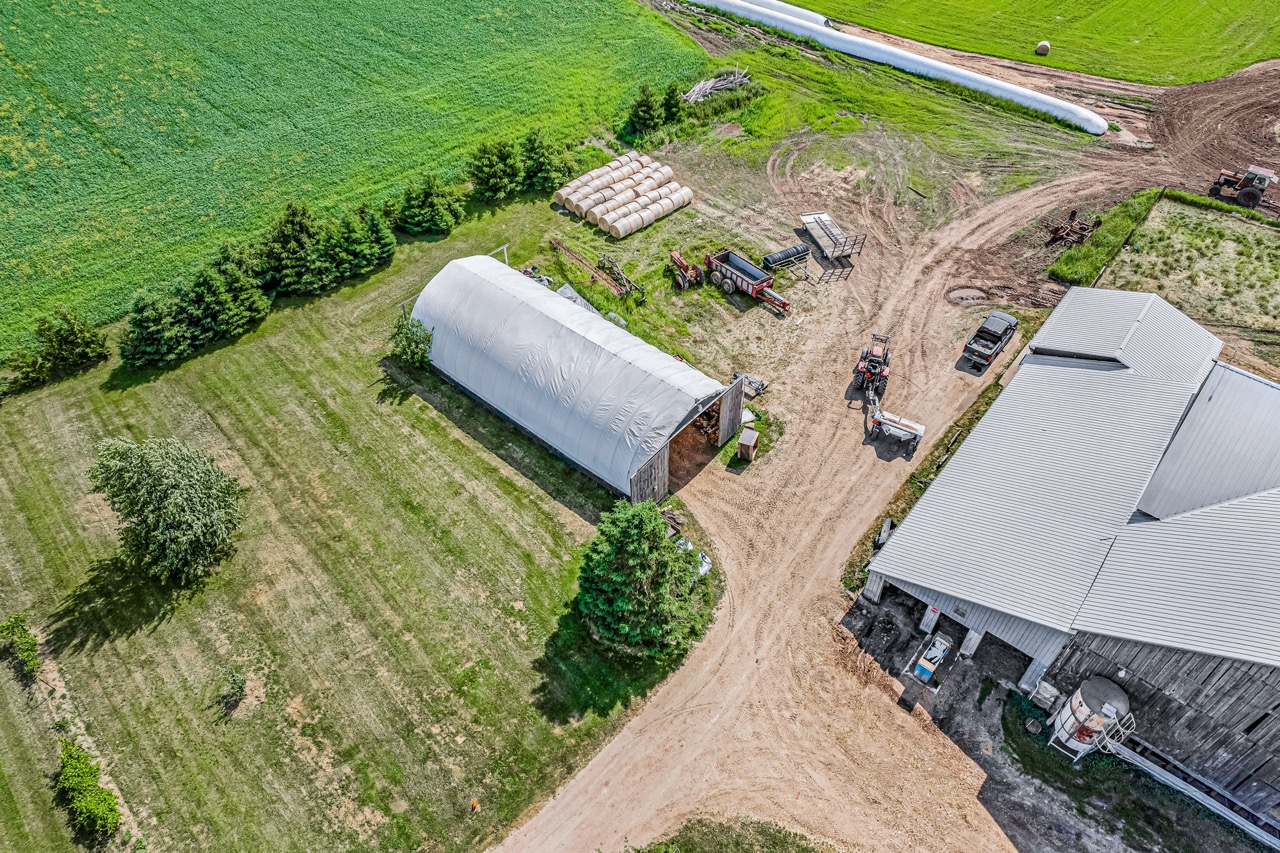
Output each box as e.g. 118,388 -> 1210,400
376,359 -> 614,525
45,556 -> 201,657
531,607 -> 675,725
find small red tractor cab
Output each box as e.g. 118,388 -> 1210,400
855,333 -> 891,398
704,248 -> 790,313
665,251 -> 703,290
1210,165 -> 1277,209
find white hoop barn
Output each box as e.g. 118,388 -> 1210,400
410,256 -> 744,502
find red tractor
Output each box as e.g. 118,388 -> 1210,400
1209,165 -> 1277,209
666,250 -> 703,290
855,333 -> 891,398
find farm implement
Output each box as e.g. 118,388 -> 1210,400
665,250 -> 703,290
550,239 -> 645,303
1045,210 -> 1102,247
854,332 -> 924,454
704,248 -> 789,313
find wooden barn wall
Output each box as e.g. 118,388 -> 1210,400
1048,632 -> 1280,815
717,377 -> 745,446
629,445 -> 669,504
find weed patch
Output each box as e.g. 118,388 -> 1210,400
1101,199 -> 1280,331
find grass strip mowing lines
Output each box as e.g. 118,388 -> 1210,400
0,675 -> 79,853
0,202 -> 701,851
801,0 -> 1280,85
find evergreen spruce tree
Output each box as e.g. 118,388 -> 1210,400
467,140 -> 524,202
3,306 -> 108,392
119,291 -> 193,368
628,84 -> 666,135
260,202 -> 337,295
327,210 -> 371,281
520,128 -> 569,194
399,174 -> 467,235
575,500 -> 709,657
180,242 -> 270,345
363,206 -> 397,269
662,82 -> 687,125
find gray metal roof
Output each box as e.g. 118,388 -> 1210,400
1139,363 -> 1280,519
872,289 -> 1280,667
871,288 -> 1225,640
1029,288 -> 1221,384
869,353 -> 1207,633
1074,487 -> 1280,667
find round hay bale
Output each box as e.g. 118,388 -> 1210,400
1035,40 -> 1051,56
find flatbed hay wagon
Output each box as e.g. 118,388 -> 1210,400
704,248 -> 790,312
800,211 -> 865,261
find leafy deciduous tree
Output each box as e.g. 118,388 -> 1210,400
467,139 -> 524,202
89,437 -> 246,585
0,614 -> 40,679
389,314 -> 432,370
55,739 -> 121,835
575,500 -> 708,657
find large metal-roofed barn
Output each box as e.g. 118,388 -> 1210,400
862,288 -> 1280,827
410,255 -> 743,502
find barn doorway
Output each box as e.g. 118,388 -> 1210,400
667,399 -> 723,492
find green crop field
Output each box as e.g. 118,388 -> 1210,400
801,0 -> 1280,84
0,0 -> 705,356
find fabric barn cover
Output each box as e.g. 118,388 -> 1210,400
410,256 -> 727,495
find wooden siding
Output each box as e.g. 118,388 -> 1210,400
1049,632 -> 1280,816
629,445 -> 669,504
718,376 -> 745,446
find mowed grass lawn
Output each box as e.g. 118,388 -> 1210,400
0,206 -> 689,852
802,0 -> 1280,84
0,0 -> 705,355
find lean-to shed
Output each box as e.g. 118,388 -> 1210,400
410,256 -> 742,502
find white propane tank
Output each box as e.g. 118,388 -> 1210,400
1050,676 -> 1130,757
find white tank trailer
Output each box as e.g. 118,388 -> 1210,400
554,154 -> 691,238
1050,676 -> 1131,757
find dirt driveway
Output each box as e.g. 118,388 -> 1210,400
493,42 -> 1280,853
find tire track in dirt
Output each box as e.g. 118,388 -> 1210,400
495,172 -> 1108,853
494,45 -> 1280,853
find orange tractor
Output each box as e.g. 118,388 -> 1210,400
665,251 -> 703,290
1209,165 -> 1277,209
